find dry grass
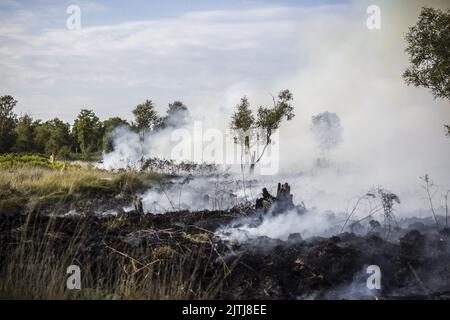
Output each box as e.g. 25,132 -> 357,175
0,158 -> 230,299
0,166 -> 160,214
0,213 -> 228,299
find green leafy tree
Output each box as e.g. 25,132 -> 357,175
34,118 -> 73,156
0,95 -> 18,153
230,96 -> 255,194
252,89 -> 294,170
403,7 -> 450,100
13,114 -> 37,153
230,97 -> 255,163
72,109 -> 103,158
102,117 -> 130,152
403,7 -> 450,135
230,90 -> 295,173
160,101 -> 189,128
132,100 -> 160,140
132,100 -> 161,161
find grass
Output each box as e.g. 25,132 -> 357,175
0,153 -> 67,170
0,213 -> 229,299
0,153 -> 232,299
0,157 -> 161,214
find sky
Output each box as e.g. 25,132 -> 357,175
0,0 -> 394,122
1,0 -> 450,198
0,0 -> 447,120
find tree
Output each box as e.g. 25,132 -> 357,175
132,100 -> 160,139
132,100 -> 161,161
230,97 -> 255,165
230,96 -> 256,195
0,95 -> 18,153
159,101 -> 189,129
102,117 -> 130,152
72,109 -> 103,158
310,112 -> 343,153
230,90 -> 295,173
252,89 -> 294,170
35,118 -> 73,156
13,114 -> 37,153
403,7 -> 450,100
103,117 -> 129,130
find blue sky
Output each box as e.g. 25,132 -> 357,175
1,0 -> 351,26
79,0 -> 349,23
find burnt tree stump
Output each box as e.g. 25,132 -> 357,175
256,182 -> 296,214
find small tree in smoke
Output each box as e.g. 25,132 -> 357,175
159,101 -> 190,129
375,188 -> 400,231
254,90 -> 295,163
102,117 -> 130,152
230,90 -> 295,174
132,100 -> 160,140
342,187 -> 400,237
132,100 -> 161,161
230,97 -> 255,196
310,111 -> 343,155
230,97 -> 255,168
421,174 -> 440,228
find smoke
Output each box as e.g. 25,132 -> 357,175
100,107 -> 195,170
140,176 -> 241,214
100,126 -> 143,169
274,0 -> 450,194
217,208 -> 338,242
98,0 -> 450,235
310,111 -> 343,153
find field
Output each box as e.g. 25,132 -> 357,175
1,155 -> 449,299
0,155 -> 159,216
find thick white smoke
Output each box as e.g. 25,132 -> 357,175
97,0 -> 450,241
217,208 -> 337,242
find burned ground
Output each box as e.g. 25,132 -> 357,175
1,204 -> 449,299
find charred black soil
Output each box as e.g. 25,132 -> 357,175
1,205 -> 449,299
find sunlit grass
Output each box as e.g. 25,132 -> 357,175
0,165 -> 160,214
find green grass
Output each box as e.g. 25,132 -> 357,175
0,153 -> 66,169
0,164 -> 160,214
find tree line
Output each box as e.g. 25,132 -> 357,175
0,96 -> 189,160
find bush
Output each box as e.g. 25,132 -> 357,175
0,153 -> 63,169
